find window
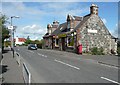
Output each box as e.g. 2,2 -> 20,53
67,36 -> 74,47
55,39 -> 59,47
67,21 -> 70,31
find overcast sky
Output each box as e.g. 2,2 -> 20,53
2,1 -> 118,40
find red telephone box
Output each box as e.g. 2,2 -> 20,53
78,44 -> 82,54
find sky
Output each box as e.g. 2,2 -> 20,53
2,1 -> 118,40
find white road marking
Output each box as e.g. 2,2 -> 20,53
101,77 -> 120,84
54,59 -> 80,70
41,55 -> 44,57
29,50 -> 34,53
99,63 -> 119,69
44,55 -> 47,58
38,53 -> 42,56
18,49 -> 19,50
38,53 -> 47,58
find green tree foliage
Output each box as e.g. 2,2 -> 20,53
90,47 -> 98,55
24,36 -> 44,49
37,39 -> 44,49
31,39 -> 44,49
0,14 -> 10,50
27,36 -> 30,40
24,36 -> 32,45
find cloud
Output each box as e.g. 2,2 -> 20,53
2,2 -> 89,24
2,2 -> 46,20
40,2 -> 89,16
16,24 -> 46,40
3,2 -> 90,40
102,18 -> 107,24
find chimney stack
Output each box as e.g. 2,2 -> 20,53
90,4 -> 98,15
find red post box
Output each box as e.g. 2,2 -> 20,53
78,44 -> 82,54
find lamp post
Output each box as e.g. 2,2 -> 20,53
10,16 -> 19,50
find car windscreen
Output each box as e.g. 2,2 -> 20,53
30,44 -> 36,47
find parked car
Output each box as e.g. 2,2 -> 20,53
28,44 -> 37,50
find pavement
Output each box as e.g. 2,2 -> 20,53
1,47 -> 24,84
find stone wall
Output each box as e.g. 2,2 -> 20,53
79,14 -> 116,54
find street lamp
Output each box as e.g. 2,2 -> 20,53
11,16 -> 19,26
10,16 -> 19,50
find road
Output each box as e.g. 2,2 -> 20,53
14,46 -> 119,83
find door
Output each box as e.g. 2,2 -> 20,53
61,37 -> 66,51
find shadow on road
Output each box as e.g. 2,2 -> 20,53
0,65 -> 9,75
116,55 -> 120,57
2,65 -> 9,74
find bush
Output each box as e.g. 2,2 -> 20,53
91,47 -> 98,55
117,47 -> 120,55
37,43 -> 42,49
98,47 -> 104,55
90,47 -> 104,55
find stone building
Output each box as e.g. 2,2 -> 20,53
43,4 -> 117,54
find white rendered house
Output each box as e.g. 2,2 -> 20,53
15,36 -> 26,45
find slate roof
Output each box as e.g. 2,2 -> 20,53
51,15 -> 85,35
51,22 -> 67,35
72,14 -> 91,32
73,16 -> 83,21
43,14 -> 91,38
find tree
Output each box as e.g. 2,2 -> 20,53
24,36 -> 32,45
27,36 -> 30,40
36,39 -> 44,49
0,14 -> 10,50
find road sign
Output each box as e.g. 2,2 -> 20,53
8,26 -> 17,30
8,26 -> 14,30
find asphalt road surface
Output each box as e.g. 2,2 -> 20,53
14,46 -> 119,84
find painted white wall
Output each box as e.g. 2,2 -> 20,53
15,36 -> 25,45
